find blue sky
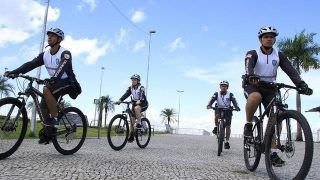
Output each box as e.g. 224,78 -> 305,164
1,0 -> 320,134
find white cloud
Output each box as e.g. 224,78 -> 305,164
116,28 -> 129,45
77,0 -> 97,12
167,37 -> 186,52
131,10 -> 146,23
62,36 -> 113,64
133,40 -> 146,52
0,0 -> 59,47
184,67 -> 219,84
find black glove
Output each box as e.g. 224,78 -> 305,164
44,77 -> 57,85
242,74 -> 260,85
235,107 -> 241,111
4,71 -> 16,79
298,81 -> 313,95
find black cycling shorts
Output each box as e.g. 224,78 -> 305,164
40,79 -> 72,109
215,109 -> 232,126
243,84 -> 276,115
132,101 -> 148,113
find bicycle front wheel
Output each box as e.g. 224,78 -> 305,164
265,110 -> 313,180
217,120 -> 224,156
52,107 -> 88,155
107,114 -> 129,151
135,118 -> 151,148
0,97 -> 28,160
244,116 -> 262,171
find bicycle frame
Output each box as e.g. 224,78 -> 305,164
252,81 -> 295,150
119,102 -> 136,131
2,75 -> 70,135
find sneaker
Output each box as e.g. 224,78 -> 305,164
270,153 -> 285,167
38,128 -> 50,145
212,127 -> 217,135
43,117 -> 60,128
244,123 -> 253,138
224,142 -> 230,149
128,133 -> 134,143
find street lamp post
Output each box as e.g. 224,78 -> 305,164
98,66 -> 105,139
30,0 -> 50,136
177,90 -> 184,133
145,30 -> 156,96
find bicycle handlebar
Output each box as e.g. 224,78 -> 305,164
259,81 -> 312,95
6,74 -> 45,85
210,107 -> 238,111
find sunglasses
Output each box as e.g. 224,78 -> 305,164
220,85 -> 227,87
263,35 -> 275,39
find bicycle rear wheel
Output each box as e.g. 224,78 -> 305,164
52,107 -> 87,155
217,120 -> 224,156
0,97 -> 28,160
265,110 -> 313,179
135,118 -> 151,148
107,114 -> 129,151
244,116 -> 262,171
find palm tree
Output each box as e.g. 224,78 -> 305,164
102,95 -> 115,127
0,75 -> 14,98
277,30 -> 320,141
160,108 -> 177,125
97,95 -> 115,127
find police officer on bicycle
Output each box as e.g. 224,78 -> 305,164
207,81 -> 240,149
4,27 -> 81,144
242,26 -> 312,166
115,74 -> 148,142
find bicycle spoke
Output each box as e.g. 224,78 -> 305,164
52,107 -> 87,155
265,111 -> 313,179
107,115 -> 129,151
0,98 -> 27,160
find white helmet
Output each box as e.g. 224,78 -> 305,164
130,74 -> 140,81
258,26 -> 278,38
47,27 -> 64,40
220,80 -> 229,87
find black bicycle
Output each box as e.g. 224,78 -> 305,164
0,74 -> 87,160
243,81 -> 313,179
211,107 -> 236,156
107,101 -> 151,151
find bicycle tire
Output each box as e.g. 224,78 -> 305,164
135,118 -> 151,148
265,110 -> 313,180
52,107 -> 87,155
107,114 -> 129,151
244,116 -> 262,171
217,120 -> 224,156
0,97 -> 28,160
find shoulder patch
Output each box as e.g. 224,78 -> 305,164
64,53 -> 71,60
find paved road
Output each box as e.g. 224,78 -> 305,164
1,135 -> 319,179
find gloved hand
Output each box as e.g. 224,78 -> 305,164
248,75 -> 260,85
298,81 -> 313,95
206,105 -> 211,109
44,77 -> 57,85
4,71 -> 16,79
235,107 -> 241,111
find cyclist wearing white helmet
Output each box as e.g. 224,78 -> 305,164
5,27 -> 81,144
115,74 -> 148,142
242,26 -> 312,166
207,81 -> 240,149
